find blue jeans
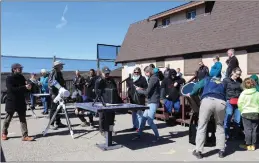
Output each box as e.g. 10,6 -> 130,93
224,101 -> 241,139
30,94 -> 36,109
132,110 -> 142,129
138,103 -> 159,137
164,99 -> 181,113
41,97 -> 48,112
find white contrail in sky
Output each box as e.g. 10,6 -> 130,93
56,5 -> 68,29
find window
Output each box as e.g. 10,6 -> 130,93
184,56 -> 201,76
186,10 -> 196,20
162,17 -> 170,26
247,52 -> 259,74
156,59 -> 165,68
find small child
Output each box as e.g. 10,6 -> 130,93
238,78 -> 259,151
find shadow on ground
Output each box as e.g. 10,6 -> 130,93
111,130 -> 190,151
1,146 -> 6,162
33,128 -> 98,139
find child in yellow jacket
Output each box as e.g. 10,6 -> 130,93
238,78 -> 259,151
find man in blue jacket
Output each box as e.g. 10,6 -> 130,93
187,76 -> 227,159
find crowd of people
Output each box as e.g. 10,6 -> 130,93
1,48 -> 259,159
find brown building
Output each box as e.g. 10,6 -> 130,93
116,1 -> 259,82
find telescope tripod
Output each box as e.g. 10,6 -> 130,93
92,92 -> 106,107
42,100 -> 74,139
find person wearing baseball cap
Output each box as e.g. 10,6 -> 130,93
97,66 -> 122,136
2,63 -> 34,141
48,60 -> 67,130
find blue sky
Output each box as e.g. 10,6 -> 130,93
1,1 -> 187,60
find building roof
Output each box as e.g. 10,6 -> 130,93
110,67 -> 122,77
116,1 -> 259,63
149,1 -> 205,21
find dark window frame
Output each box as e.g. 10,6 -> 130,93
162,17 -> 170,26
156,58 -> 165,68
186,10 -> 196,20
184,55 -> 202,76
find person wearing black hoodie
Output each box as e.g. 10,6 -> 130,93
127,67 -> 148,131
160,69 -> 185,114
2,63 -> 34,141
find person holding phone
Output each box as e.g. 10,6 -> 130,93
2,63 -> 34,141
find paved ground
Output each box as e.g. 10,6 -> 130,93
1,104 -> 259,161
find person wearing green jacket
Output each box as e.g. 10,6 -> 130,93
238,78 -> 259,151
250,74 -> 259,91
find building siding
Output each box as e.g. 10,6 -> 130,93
122,50 -> 253,83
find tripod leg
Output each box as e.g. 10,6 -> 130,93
92,96 -> 98,106
63,107 -> 74,139
42,106 -> 61,136
31,109 -> 37,119
100,96 -> 106,107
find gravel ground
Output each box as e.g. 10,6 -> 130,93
1,104 -> 259,161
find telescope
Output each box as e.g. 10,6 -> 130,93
42,80 -> 74,139
50,80 -> 71,103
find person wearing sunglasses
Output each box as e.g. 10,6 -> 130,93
223,67 -> 243,141
127,67 -> 148,131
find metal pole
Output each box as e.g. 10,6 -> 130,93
53,56 -> 56,65
97,44 -> 100,69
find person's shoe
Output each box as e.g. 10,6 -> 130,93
100,131 -> 106,138
250,145 -> 255,151
192,150 -> 203,159
89,123 -> 95,129
152,137 -> 160,143
2,134 -> 8,140
218,150 -> 225,158
50,124 -> 58,130
132,135 -> 141,141
22,136 -> 34,141
41,111 -> 48,115
80,122 -> 88,127
239,144 -> 248,150
130,127 -> 137,131
56,123 -> 67,128
136,128 -> 139,132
